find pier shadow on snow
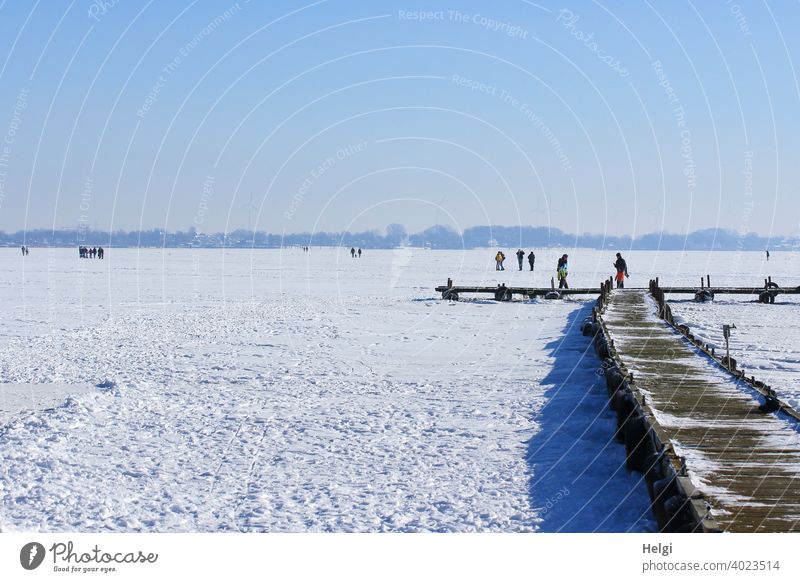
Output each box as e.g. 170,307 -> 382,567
526,302 -> 657,532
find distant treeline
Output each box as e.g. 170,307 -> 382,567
1,224 -> 796,251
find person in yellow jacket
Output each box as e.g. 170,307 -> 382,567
557,254 -> 569,289
495,251 -> 506,271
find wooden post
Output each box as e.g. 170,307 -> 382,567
447,278 -> 452,289
764,278 -> 768,289
768,276 -> 772,284
551,277 -> 555,290
725,335 -> 731,372
707,275 -> 711,289
656,277 -> 659,288
701,277 -> 704,290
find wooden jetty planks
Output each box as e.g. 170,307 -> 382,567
434,282 -> 800,299
602,290 -> 800,532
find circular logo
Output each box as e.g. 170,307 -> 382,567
20,542 -> 46,570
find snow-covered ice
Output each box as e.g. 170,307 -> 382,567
668,295 -> 800,411
3,247 -> 794,532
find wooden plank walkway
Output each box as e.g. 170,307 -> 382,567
434,279 -> 800,301
602,290 -> 800,532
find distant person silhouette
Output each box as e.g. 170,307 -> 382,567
350,247 -> 355,258
358,248 -> 362,258
516,249 -> 525,271
527,251 -> 535,272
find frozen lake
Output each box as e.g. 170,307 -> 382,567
0,247 -> 796,532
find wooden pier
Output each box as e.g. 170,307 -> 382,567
435,275 -> 800,302
600,290 -> 800,532
435,274 -> 800,530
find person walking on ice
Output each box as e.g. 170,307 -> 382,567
516,249 -> 525,271
527,251 -> 535,272
350,247 -> 356,258
557,254 -> 569,289
613,253 -> 629,288
495,250 -> 505,271
357,248 -> 362,258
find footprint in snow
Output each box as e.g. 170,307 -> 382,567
96,379 -> 116,391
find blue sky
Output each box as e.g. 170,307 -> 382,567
0,0 -> 798,237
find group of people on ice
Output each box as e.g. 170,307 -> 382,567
350,247 -> 362,258
558,252 -> 629,289
79,246 -> 105,259
493,250 -> 630,289
495,249 -> 535,271
20,246 -> 30,256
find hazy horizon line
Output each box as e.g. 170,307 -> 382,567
2,224 -> 796,252
0,224 -> 796,239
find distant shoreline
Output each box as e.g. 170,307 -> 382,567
2,245 -> 793,253
1,225 -> 796,252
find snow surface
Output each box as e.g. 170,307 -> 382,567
5,247 -> 792,532
668,294 -> 800,411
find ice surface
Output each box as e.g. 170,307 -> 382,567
3,247 -> 792,532
668,295 -> 800,411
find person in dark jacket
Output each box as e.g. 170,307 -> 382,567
557,254 -> 569,289
613,253 -> 629,288
516,249 -> 525,271
527,251 -> 535,272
